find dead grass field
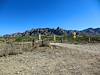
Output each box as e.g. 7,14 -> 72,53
0,43 -> 100,75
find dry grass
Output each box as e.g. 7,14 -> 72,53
0,42 -> 33,57
0,43 -> 99,75
0,41 -> 51,57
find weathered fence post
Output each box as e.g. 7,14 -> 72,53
73,32 -> 77,43
39,34 -> 41,41
32,38 -> 35,47
89,37 -> 91,43
54,35 -> 56,42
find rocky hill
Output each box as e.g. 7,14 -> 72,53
79,28 -> 100,36
3,27 -> 100,37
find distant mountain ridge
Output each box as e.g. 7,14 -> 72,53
3,27 -> 100,37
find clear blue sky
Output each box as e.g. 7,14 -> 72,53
0,0 -> 100,35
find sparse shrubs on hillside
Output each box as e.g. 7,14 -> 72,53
76,36 -> 100,43
62,35 -> 100,43
88,36 -> 100,43
15,35 -> 100,43
15,36 -> 38,42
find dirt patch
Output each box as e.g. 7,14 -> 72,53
0,44 -> 100,75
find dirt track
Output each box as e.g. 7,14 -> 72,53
50,43 -> 100,54
0,43 -> 100,75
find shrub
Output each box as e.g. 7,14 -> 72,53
0,43 -> 23,57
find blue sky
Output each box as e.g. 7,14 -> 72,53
0,0 -> 100,35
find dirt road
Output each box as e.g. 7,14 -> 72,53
50,43 -> 100,54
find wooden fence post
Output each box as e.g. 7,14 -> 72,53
54,35 -> 56,42
89,37 -> 91,43
39,34 -> 41,41
73,32 -> 77,43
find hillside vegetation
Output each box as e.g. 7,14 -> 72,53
2,27 -> 100,43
